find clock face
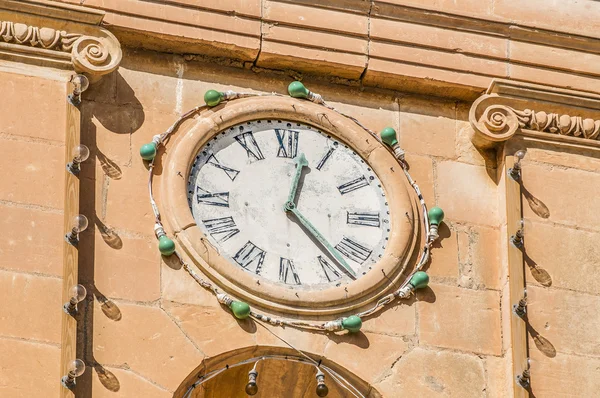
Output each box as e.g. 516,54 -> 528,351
187,120 -> 390,288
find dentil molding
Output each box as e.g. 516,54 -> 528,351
470,79 -> 600,150
0,0 -> 121,81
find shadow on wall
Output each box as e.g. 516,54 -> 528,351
75,69 -> 145,396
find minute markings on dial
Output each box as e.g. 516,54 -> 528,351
279,257 -> 301,285
335,237 -> 372,264
203,216 -> 240,243
233,241 -> 265,274
337,176 -> 369,195
347,211 -> 381,227
275,129 -> 299,158
234,132 -> 265,161
206,154 -> 240,181
196,186 -> 229,207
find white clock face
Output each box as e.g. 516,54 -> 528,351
187,120 -> 390,289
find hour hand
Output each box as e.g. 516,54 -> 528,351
288,207 -> 357,279
286,153 -> 308,206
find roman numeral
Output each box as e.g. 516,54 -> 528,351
347,211 -> 380,227
279,257 -> 301,285
196,186 -> 229,207
235,132 -> 265,161
335,237 -> 372,264
316,147 -> 335,171
206,154 -> 240,181
233,241 -> 266,274
203,217 -> 240,243
275,129 -> 299,158
337,176 -> 369,195
318,255 -> 341,282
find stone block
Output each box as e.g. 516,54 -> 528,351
161,301 -> 256,358
418,284 -> 501,355
0,72 -> 66,142
264,1 -> 368,36
376,347 -> 486,397
161,260 -> 217,307
525,146 -> 600,174
0,138 -> 64,209
524,222 -> 600,294
435,161 -> 500,227
93,301 -> 204,390
370,41 -> 507,77
370,19 -> 506,59
527,286 -> 600,357
0,204 -> 63,276
104,164 -> 157,236
521,162 -> 600,231
324,332 -> 409,382
510,63 -> 600,94
88,366 -> 171,398
361,301 -> 415,337
484,355 -> 511,398
257,41 -> 367,80
529,350 -> 600,397
264,25 -> 368,56
255,320 -> 330,356
92,231 -> 161,302
0,271 -> 61,344
429,222 -> 459,280
0,339 -> 60,397
399,97 -> 456,159
457,225 -> 501,290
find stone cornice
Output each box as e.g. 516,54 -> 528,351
0,0 -> 121,81
469,80 -> 600,150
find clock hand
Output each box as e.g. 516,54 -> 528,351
287,206 -> 357,279
285,153 -> 309,207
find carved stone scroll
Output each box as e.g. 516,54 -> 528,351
0,18 -> 121,80
469,80 -> 600,149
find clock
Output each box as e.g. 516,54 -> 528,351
162,96 -> 417,315
187,119 -> 390,287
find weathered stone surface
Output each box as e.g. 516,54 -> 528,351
429,222 -> 459,280
0,72 -> 66,142
527,286 -> 600,357
457,224 -> 501,290
0,271 -> 61,344
0,204 -> 63,276
484,355 -> 511,398
0,338 -> 60,397
89,366 -> 171,398
436,161 -> 499,227
161,301 -> 256,358
255,320 -> 330,356
161,260 -> 217,307
529,349 -> 600,397
361,301 -> 415,337
92,231 -> 161,302
418,284 -> 501,355
0,137 -> 64,209
521,161 -> 600,231
525,221 -> 600,294
399,97 -> 456,159
324,332 -> 409,382
376,347 -> 486,397
93,301 -> 204,390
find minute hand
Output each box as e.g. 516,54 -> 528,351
289,207 -> 357,278
287,153 -> 309,205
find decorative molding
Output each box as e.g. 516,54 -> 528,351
470,79 -> 600,149
0,0 -> 121,81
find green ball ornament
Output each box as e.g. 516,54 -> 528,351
409,271 -> 429,290
158,235 -> 176,256
140,142 -> 157,161
342,315 -> 362,333
230,301 -> 251,319
380,127 -> 398,147
428,207 -> 445,226
288,81 -> 310,99
204,89 -> 223,107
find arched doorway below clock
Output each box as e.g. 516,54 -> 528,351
173,345 -> 382,398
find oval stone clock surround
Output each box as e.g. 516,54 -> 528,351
161,96 -> 418,316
